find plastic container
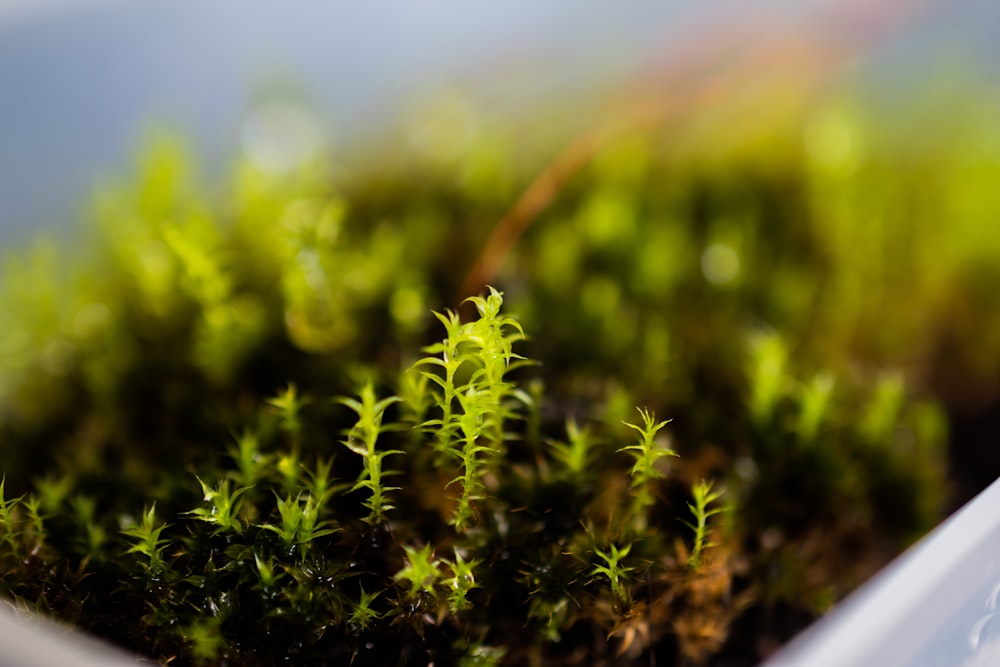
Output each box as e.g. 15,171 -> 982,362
767,476 -> 1000,667
0,603 -> 138,667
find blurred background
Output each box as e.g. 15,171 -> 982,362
1,0 -> 999,246
4,0 -> 1000,507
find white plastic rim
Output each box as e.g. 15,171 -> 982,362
766,476 -> 1000,667
0,603 -> 139,667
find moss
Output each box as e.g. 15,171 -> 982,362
4,83 -> 997,664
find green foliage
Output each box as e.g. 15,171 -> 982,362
268,383 -> 307,445
0,478 -> 23,557
261,491 -> 338,554
412,287 -> 528,531
620,407 -> 677,527
548,417 -> 597,481
253,551 -> 281,590
348,584 -> 382,632
337,382 -> 403,524
861,374 -> 905,444
683,481 -> 727,570
797,373 -> 835,443
122,504 -> 170,574
227,431 -> 273,488
395,543 -> 443,600
70,495 -> 106,554
186,478 -> 250,535
749,332 -> 788,424
185,616 -> 224,665
591,543 -> 634,609
444,551 -> 481,614
1,82 -> 986,665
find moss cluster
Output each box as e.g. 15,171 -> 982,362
3,82 -> 998,664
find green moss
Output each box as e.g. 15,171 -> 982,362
4,83 -> 997,664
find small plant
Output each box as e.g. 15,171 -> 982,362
261,491 -> 338,555
253,551 -> 281,590
620,407 -> 677,528
0,478 -> 22,557
70,495 -> 106,555
861,374 -> 905,443
348,585 -> 382,632
268,383 -> 308,447
185,616 -> 224,665
444,551 -> 481,614
412,287 -> 528,531
748,332 -> 788,423
337,382 -> 403,524
683,480 -> 727,570
592,542 -> 635,610
548,417 -> 598,482
395,543 -> 443,601
304,455 -> 341,504
186,478 -> 250,535
20,495 -> 46,554
121,504 -> 170,575
227,430 -> 273,488
797,373 -> 835,443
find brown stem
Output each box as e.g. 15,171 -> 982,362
455,0 -> 939,304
